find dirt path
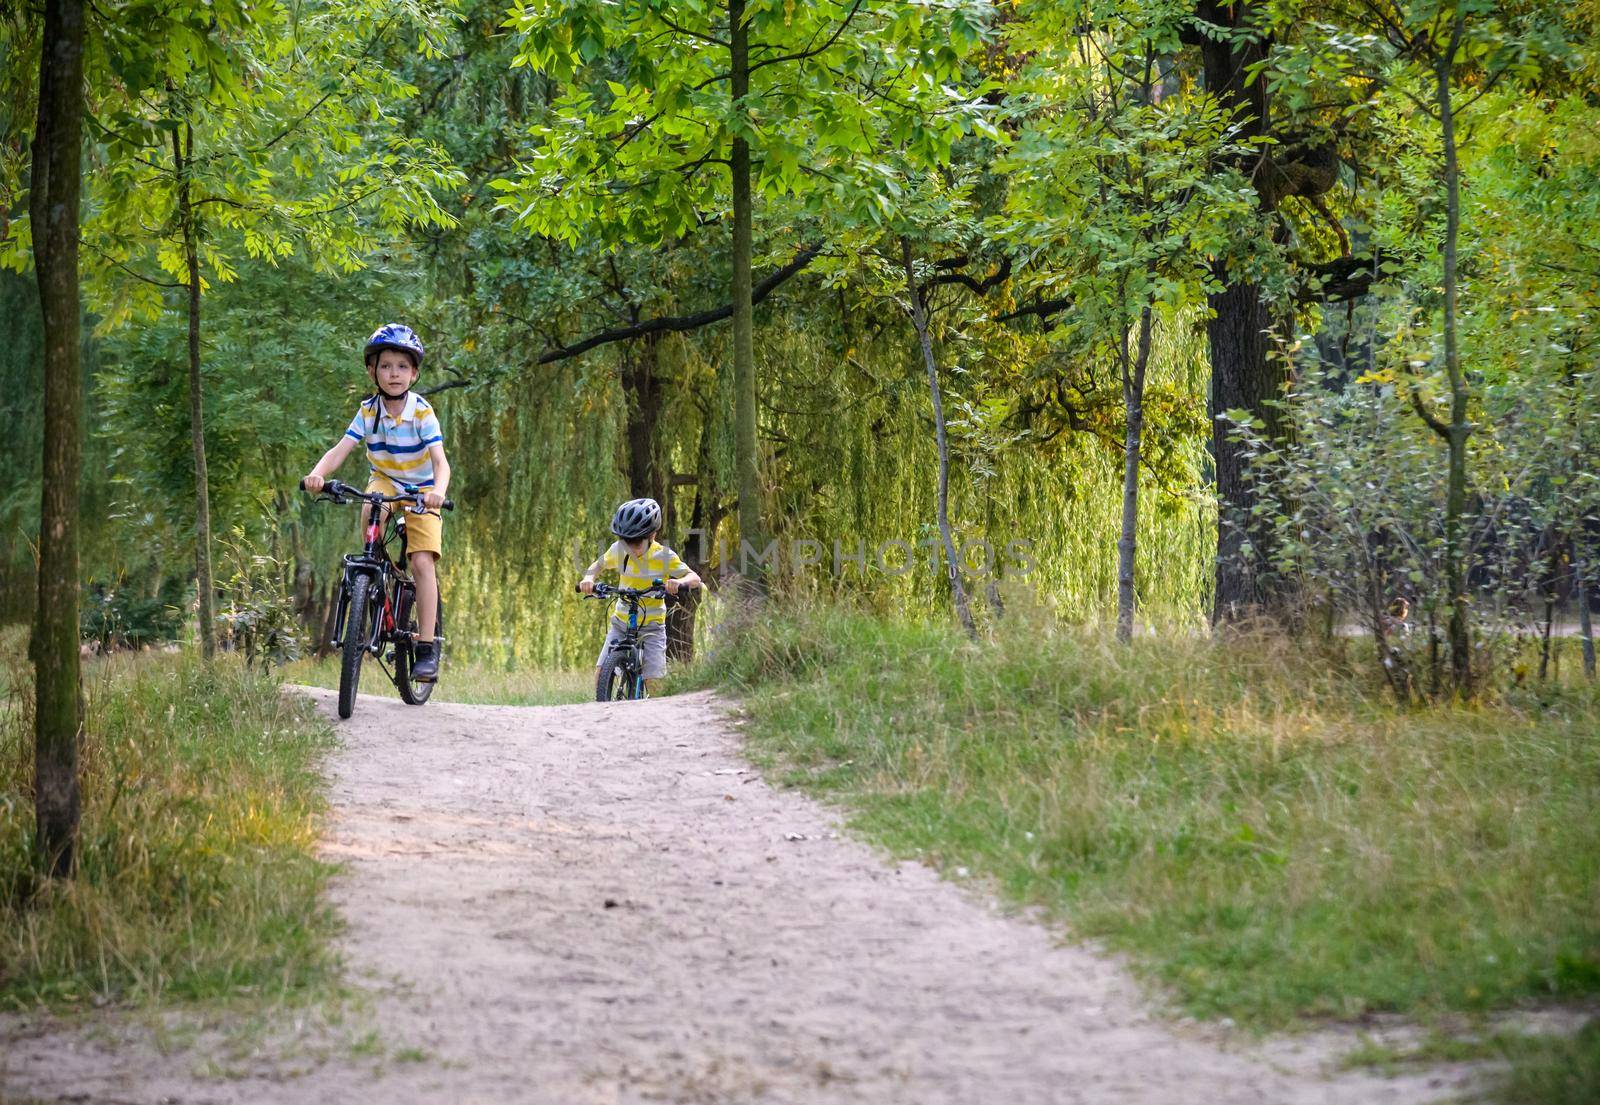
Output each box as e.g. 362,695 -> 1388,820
2,689 -> 1473,1104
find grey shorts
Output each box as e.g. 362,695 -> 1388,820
598,619 -> 668,679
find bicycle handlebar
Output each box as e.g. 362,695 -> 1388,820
577,578 -> 701,600
300,477 -> 454,512
578,580 -> 665,600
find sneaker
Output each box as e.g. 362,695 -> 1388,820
411,640 -> 439,682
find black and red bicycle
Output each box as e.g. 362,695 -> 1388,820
302,478 -> 454,719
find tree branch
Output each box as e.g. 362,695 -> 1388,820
84,238 -> 183,287
421,243 -> 824,394
747,0 -> 865,75
996,294 -> 1072,323
927,256 -> 1012,296
251,17 -> 395,154
1300,251 -> 1391,301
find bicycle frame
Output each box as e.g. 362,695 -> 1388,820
305,477 -> 454,717
608,594 -> 647,697
328,491 -> 419,657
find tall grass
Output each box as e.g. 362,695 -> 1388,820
0,630 -> 338,1008
705,607 -> 1600,1028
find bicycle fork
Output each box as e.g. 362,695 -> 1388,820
331,567 -> 384,653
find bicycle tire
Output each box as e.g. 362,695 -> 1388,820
596,649 -> 631,702
397,594 -> 442,706
337,582 -> 371,720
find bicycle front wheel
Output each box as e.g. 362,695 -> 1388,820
596,650 -> 630,702
397,594 -> 442,706
337,582 -> 372,720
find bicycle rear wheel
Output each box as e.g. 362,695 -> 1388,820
397,594 -> 442,705
337,583 -> 372,720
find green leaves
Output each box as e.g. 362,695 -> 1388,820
494,0 -> 993,249
66,0 -> 465,323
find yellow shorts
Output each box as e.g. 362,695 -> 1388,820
366,474 -> 443,559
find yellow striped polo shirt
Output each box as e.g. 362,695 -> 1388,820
344,391 -> 445,489
602,539 -> 688,626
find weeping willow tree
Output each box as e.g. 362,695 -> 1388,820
424,266 -> 1216,668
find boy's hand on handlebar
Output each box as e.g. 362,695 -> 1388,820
577,577 -> 596,595
302,474 -> 325,494
423,489 -> 446,511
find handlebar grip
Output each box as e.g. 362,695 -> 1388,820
442,499 -> 455,512
299,478 -> 308,491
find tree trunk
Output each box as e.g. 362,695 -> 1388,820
620,334 -> 664,503
283,491 -> 317,634
1208,279 -> 1283,619
1539,534 -> 1560,682
668,411 -> 717,663
1117,306 -> 1154,643
729,0 -> 763,588
1194,1 -> 1287,623
901,238 -> 976,640
318,579 -> 339,658
29,0 -> 86,878
1436,17 -> 1472,691
174,122 -> 216,660
1576,536 -> 1596,680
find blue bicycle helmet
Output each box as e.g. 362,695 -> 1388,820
611,498 -> 662,540
364,323 -> 425,369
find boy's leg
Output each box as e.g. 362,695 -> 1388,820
410,551 -> 439,640
407,550 -> 441,681
639,623 -> 668,694
596,620 -> 621,675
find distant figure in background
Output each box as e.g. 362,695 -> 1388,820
578,498 -> 701,695
1381,596 -> 1411,639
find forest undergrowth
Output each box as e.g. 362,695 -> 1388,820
700,606 -> 1600,1100
0,627 -> 339,1011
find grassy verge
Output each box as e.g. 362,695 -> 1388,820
281,653 -> 590,706
1,628 -> 339,1009
705,609 -> 1600,1095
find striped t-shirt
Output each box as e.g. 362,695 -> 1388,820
601,539 -> 688,626
344,391 -> 444,489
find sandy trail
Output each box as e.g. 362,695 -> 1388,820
2,688 -> 1470,1104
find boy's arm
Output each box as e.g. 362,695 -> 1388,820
662,547 -> 702,594
302,435 -> 357,492
577,555 -> 607,594
422,444 -> 450,509
665,567 -> 702,594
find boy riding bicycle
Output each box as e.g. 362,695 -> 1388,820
577,498 -> 701,692
302,324 -> 451,681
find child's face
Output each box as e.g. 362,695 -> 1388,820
370,349 -> 418,397
625,533 -> 654,556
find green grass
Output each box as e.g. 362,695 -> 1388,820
281,653 -> 591,706
1487,1021 -> 1600,1104
0,628 -> 340,1009
704,607 -> 1600,1036
1340,1024 -> 1600,1105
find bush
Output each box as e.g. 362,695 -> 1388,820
79,575 -> 186,651
1226,365 -> 1600,700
